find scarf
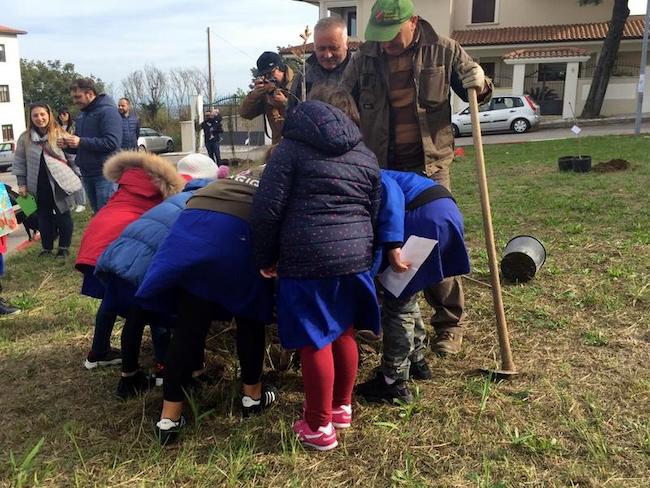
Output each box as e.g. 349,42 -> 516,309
30,130 -> 82,195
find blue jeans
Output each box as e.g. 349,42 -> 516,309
82,175 -> 115,213
206,139 -> 221,164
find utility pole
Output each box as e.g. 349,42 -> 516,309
635,0 -> 650,135
207,27 -> 214,109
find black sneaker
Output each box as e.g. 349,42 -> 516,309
0,298 -> 20,316
55,248 -> 70,258
38,249 -> 53,257
409,358 -> 433,381
114,370 -> 153,401
356,370 -> 413,404
155,415 -> 186,445
84,347 -> 122,370
241,384 -> 279,418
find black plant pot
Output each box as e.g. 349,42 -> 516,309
558,156 -> 574,172
573,156 -> 592,172
558,156 -> 592,172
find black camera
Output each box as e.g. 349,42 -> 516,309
249,75 -> 278,91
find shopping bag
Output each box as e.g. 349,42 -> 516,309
16,194 -> 38,217
0,184 -> 18,237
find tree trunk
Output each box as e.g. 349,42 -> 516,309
580,0 -> 630,118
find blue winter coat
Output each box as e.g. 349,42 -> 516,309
251,100 -> 381,278
373,169 -> 470,296
95,178 -> 211,287
120,111 -> 140,150
73,94 -> 123,177
376,169 -> 437,245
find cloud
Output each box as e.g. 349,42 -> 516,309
5,0 -> 319,94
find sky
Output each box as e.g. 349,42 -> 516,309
3,0 -> 320,97
2,0 -> 648,98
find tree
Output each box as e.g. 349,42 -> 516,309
20,59 -> 104,111
579,0 -> 630,118
121,70 -> 146,109
141,65 -> 168,119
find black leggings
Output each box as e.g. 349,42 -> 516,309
36,155 -> 73,250
163,289 -> 267,402
121,305 -> 171,373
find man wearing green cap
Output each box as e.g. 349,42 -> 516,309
344,0 -> 492,403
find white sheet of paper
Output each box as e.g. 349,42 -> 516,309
378,235 -> 438,297
571,125 -> 582,135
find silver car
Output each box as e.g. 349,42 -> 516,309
137,128 -> 174,153
451,95 -> 540,137
0,141 -> 14,172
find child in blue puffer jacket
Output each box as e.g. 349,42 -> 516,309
95,153 -> 221,399
251,94 -> 381,451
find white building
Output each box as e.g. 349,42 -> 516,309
291,0 -> 650,118
0,24 -> 27,143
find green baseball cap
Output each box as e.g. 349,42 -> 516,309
365,0 -> 415,42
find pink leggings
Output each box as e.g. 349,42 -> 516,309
300,327 -> 358,430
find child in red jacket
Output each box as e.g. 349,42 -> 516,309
76,151 -> 185,370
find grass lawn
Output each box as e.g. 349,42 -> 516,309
1,134 -> 649,487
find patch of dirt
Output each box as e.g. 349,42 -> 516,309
593,159 -> 630,173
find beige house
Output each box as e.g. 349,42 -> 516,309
291,0 -> 649,118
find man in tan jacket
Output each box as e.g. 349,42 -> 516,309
240,51 -> 295,144
345,0 -> 493,403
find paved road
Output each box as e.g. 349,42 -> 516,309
455,121 -> 650,146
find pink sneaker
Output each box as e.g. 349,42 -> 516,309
331,404 -> 352,429
293,419 -> 338,451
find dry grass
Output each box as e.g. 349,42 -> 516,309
1,134 -> 649,487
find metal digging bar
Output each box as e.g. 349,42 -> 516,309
467,87 -> 518,379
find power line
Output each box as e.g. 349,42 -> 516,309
210,30 -> 257,61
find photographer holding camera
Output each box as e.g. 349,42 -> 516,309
240,51 -> 295,144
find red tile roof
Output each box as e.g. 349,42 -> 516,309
503,47 -> 590,60
0,24 -> 27,35
279,15 -> 645,56
452,15 -> 645,46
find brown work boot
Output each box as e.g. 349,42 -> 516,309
432,328 -> 463,355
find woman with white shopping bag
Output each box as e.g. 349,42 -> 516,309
12,103 -> 82,258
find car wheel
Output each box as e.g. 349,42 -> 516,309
452,124 -> 460,138
138,144 -> 147,152
165,140 -> 174,152
511,118 -> 530,134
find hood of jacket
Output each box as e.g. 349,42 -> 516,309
81,93 -> 117,113
282,100 -> 361,156
103,150 -> 186,199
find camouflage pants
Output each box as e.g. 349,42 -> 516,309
381,293 -> 427,381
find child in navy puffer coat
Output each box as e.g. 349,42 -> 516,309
251,96 -> 381,451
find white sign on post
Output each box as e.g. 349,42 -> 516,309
571,125 -> 582,135
638,74 -> 646,94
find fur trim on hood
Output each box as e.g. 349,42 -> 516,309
103,151 -> 186,199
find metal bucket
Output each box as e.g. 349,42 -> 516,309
500,235 -> 546,282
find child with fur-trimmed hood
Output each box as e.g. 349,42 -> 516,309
76,151 -> 186,370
